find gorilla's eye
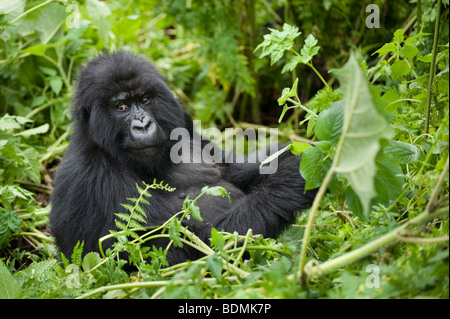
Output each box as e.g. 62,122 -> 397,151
117,104 -> 129,111
141,97 -> 151,104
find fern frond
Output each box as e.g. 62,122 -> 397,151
71,241 -> 84,266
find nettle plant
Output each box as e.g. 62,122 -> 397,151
255,23 -> 448,279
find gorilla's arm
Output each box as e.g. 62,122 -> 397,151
204,152 -> 317,239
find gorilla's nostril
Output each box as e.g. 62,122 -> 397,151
131,117 -> 152,134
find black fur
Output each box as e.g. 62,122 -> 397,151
50,51 -> 317,264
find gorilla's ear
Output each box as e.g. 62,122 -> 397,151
72,88 -> 92,123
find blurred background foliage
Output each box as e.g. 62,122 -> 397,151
1,0 -> 420,128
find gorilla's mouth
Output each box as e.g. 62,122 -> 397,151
127,140 -> 165,155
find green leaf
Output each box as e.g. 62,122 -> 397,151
290,141 -> 312,155
15,123 -> 49,137
39,66 -> 57,76
71,241 -> 84,266
206,254 -> 223,280
0,208 -> 21,248
0,262 -> 22,299
260,144 -> 291,169
315,100 -> 344,143
278,78 -> 299,123
384,140 -> 420,164
22,44 -> 47,56
49,77 -> 63,95
33,2 -> 66,44
0,114 -> 31,130
299,34 -> 320,64
300,145 -> 330,190
393,29 -> 404,45
254,23 -> 301,66
418,54 -> 432,63
203,186 -> 229,198
210,227 -> 225,250
20,147 -> 41,183
401,44 -> 419,61
373,152 -> 403,204
332,54 -> 393,217
188,202 -> 203,222
82,252 -> 102,272
281,55 -> 301,73
373,42 -> 397,56
168,218 -> 183,247
390,59 -> 410,80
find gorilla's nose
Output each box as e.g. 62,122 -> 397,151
131,116 -> 152,135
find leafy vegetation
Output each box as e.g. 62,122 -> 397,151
0,0 -> 448,299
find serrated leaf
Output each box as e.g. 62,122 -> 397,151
0,208 -> 21,248
401,44 -> 419,61
384,140 -> 420,164
277,78 -> 298,108
114,220 -> 128,231
188,202 -> 203,222
127,219 -> 146,230
373,152 -> 403,204
390,59 -> 410,80
15,123 -> 49,137
206,254 -> 222,280
254,23 -> 301,66
282,55 -> 302,73
210,227 -> 225,250
300,145 -> 330,190
120,203 -> 134,213
332,54 -> 393,217
168,218 -> 183,247
374,42 -> 397,56
133,204 -> 147,220
203,186 -> 231,202
393,29 -> 404,45
21,148 -> 40,183
300,34 -> 320,64
71,241 -> 84,266
315,100 -> 344,143
82,252 -> 102,272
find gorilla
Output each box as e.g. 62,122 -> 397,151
50,51 -> 317,265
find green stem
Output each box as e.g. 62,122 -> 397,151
424,0 -> 441,135
25,97 -> 64,119
287,98 -> 318,118
298,165 -> 335,278
304,156 -> 449,279
304,206 -> 448,278
307,62 -> 330,89
10,0 -> 53,24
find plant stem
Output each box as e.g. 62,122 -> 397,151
424,0 -> 441,134
304,156 -> 449,279
307,62 -> 330,89
298,165 -> 335,278
10,0 -> 53,24
304,206 -> 448,278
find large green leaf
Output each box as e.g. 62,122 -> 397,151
0,262 -> 22,299
332,54 -> 393,217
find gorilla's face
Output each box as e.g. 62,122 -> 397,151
73,52 -> 188,162
110,87 -> 166,155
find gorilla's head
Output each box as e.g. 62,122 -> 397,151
72,51 -> 190,167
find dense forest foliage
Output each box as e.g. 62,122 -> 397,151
0,0 -> 448,299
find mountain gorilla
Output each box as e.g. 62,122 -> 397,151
50,51 -> 317,265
